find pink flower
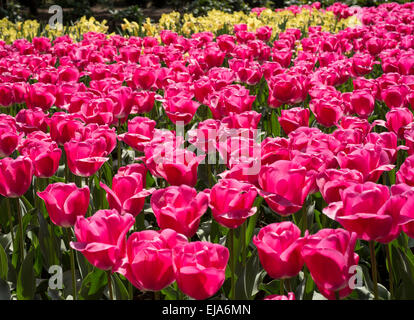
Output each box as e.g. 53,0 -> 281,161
0,156 -> 33,198
208,179 -> 257,229
158,148 -> 205,187
163,96 -> 200,125
350,90 -> 375,118
323,182 -> 402,242
173,241 -> 229,300
254,222 -> 305,279
64,137 -> 109,177
336,144 -> 394,182
18,138 -> 61,178
0,122 -> 20,158
118,229 -> 188,291
310,98 -> 343,127
118,116 -> 156,152
70,209 -> 135,271
279,107 -> 310,135
397,155 -> 414,186
302,228 -> 359,300
258,160 -> 313,216
37,183 -> 90,227
100,169 -> 154,217
316,169 -> 364,204
151,185 -> 209,238
268,73 -> 306,107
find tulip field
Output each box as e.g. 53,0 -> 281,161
1,1 -> 414,301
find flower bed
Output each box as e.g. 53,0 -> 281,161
0,2 -> 413,301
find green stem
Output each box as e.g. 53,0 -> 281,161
154,291 -> 160,300
66,228 -> 77,300
385,243 -> 394,300
6,198 -> 14,244
241,223 -> 246,267
107,271 -> 114,300
280,279 -> 285,295
335,291 -> 340,300
229,229 -> 235,300
369,241 -> 379,300
16,198 -> 24,260
128,282 -> 133,300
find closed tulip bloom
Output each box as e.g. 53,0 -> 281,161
323,182 -> 401,242
19,138 -> 61,178
159,148 -> 205,187
0,156 -> 33,198
208,179 -> 257,229
259,160 -> 313,216
37,183 -> 90,227
172,241 -> 229,300
302,228 -> 359,300
0,123 -> 20,158
151,185 -> 209,238
278,107 -> 310,134
70,209 -> 135,271
26,83 -> 56,111
119,229 -> 188,291
253,222 -> 305,279
15,108 -> 48,134
64,137 -> 109,177
163,96 -> 200,125
397,155 -> 414,186
48,112 -> 84,146
310,98 -> 344,128
316,169 -> 364,204
100,171 -> 154,217
385,108 -> 413,137
336,144 -> 394,182
350,90 -> 375,118
118,116 -> 156,152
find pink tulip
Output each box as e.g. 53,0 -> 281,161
71,209 -> 135,271
350,90 -> 375,118
18,138 -> 61,178
158,148 -> 205,187
64,137 -> 109,177
254,222 -> 305,279
100,169 -> 154,217
163,96 -> 200,125
15,108 -> 48,134
119,229 -> 188,291
336,144 -> 394,182
151,185 -> 209,238
172,241 -> 229,300
208,178 -> 257,229
316,169 -> 364,204
0,156 -> 33,198
118,116 -> 156,152
0,123 -> 20,158
259,160 -> 313,216
397,155 -> 414,186
323,182 -> 402,242
302,228 -> 359,300
278,107 -> 310,134
37,183 -> 90,227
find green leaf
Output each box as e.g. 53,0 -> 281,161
112,273 -> 129,300
259,279 -> 281,295
0,244 -> 8,281
17,250 -> 36,300
0,279 -> 11,300
235,250 -> 266,300
79,268 -> 108,300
